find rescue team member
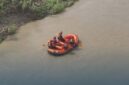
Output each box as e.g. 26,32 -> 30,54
48,37 -> 63,49
48,37 -> 57,48
57,32 -> 65,42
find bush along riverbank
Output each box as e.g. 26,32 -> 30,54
0,0 -> 78,43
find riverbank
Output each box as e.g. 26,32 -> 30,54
0,0 -> 78,43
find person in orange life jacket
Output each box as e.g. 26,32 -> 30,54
57,32 -> 65,42
69,38 -> 76,47
69,38 -> 74,45
48,37 -> 58,48
53,36 -> 58,44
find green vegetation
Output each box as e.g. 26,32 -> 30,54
0,36 -> 4,43
7,24 -> 17,35
0,0 -> 78,17
0,0 -> 78,43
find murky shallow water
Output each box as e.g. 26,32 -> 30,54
0,0 -> 129,85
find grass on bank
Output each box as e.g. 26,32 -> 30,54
0,24 -> 17,43
0,0 -> 78,43
7,24 -> 17,35
0,0 -> 78,17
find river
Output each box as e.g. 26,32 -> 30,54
0,0 -> 129,85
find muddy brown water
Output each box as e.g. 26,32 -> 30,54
0,0 -> 129,85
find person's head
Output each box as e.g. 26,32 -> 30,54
53,36 -> 56,40
59,32 -> 63,35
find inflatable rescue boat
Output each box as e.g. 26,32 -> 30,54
47,34 -> 79,55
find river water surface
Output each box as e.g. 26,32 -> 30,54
0,0 -> 129,85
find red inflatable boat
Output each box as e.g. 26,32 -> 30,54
47,34 -> 79,55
